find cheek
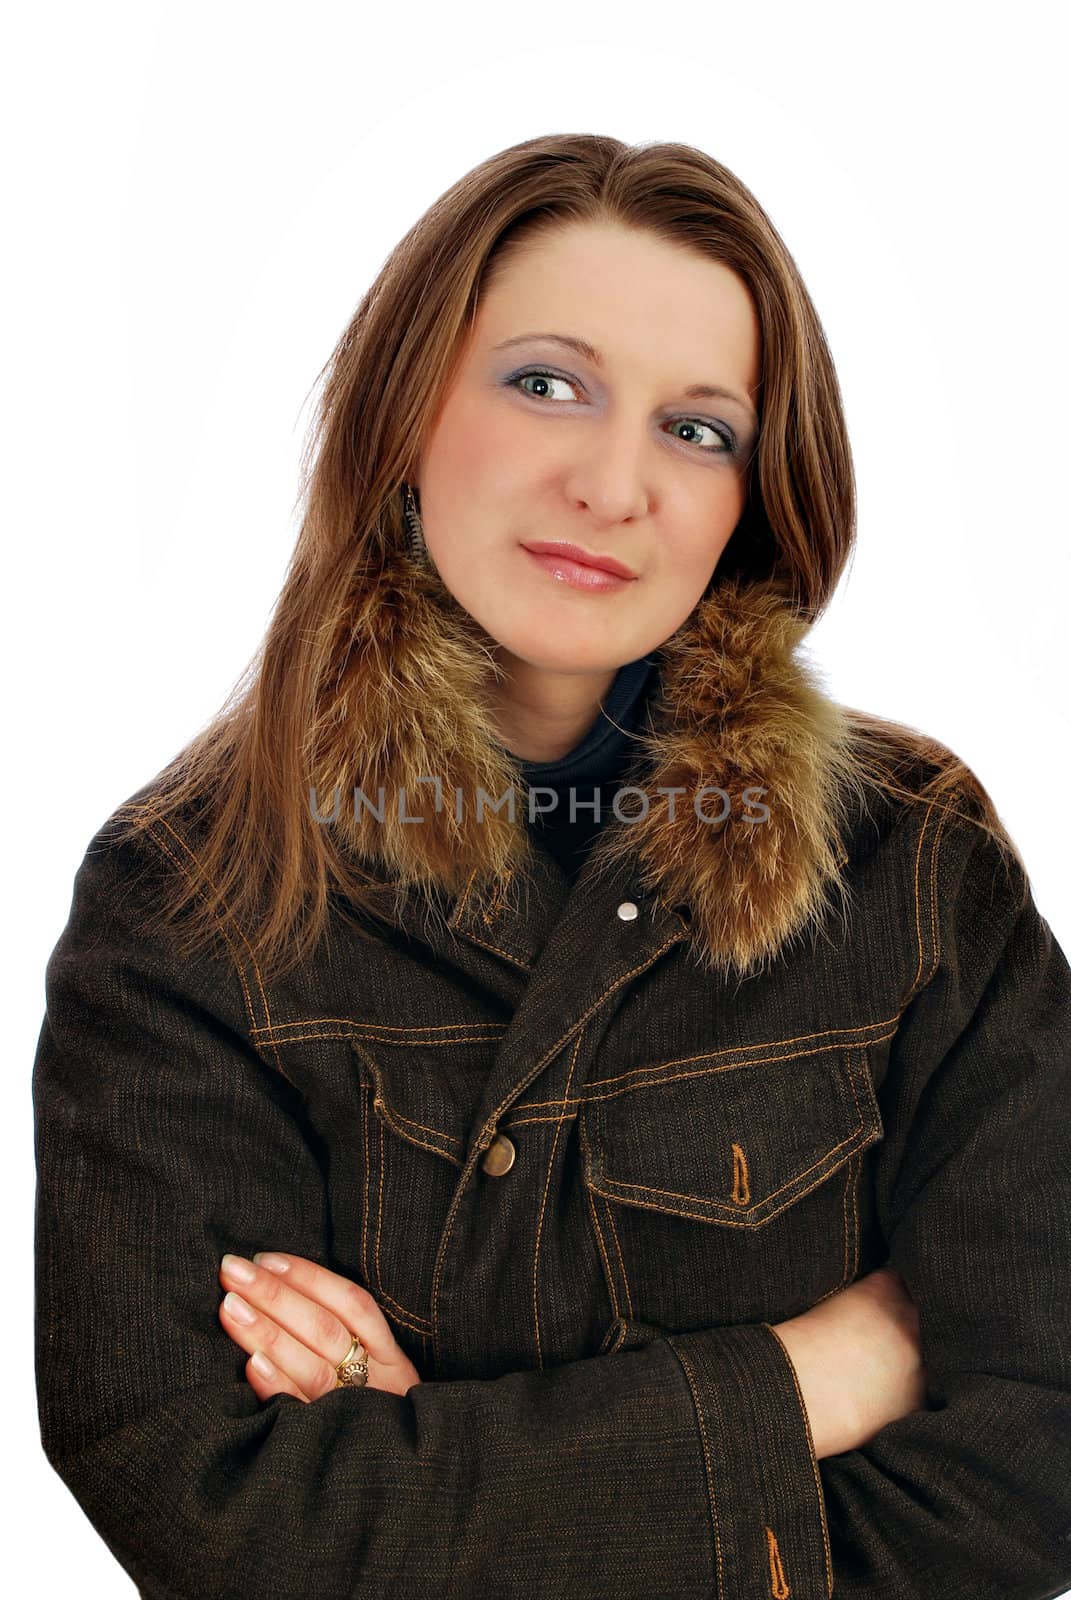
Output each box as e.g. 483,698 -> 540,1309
664,485 -> 745,578
425,389 -> 529,504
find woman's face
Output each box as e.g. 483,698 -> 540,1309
413,219 -> 762,678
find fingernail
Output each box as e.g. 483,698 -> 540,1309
253,1252 -> 290,1274
251,1350 -> 275,1378
223,1291 -> 256,1324
222,1253 -> 256,1284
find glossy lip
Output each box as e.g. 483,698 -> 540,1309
520,540 -> 637,581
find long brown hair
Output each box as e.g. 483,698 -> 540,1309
108,133 -> 1018,979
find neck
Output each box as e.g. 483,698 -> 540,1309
487,650 -> 618,763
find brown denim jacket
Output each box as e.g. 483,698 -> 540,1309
32,572 -> 1071,1599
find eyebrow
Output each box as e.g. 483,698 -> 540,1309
492,332 -> 758,422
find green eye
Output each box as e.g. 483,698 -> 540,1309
506,368 -> 737,456
665,417 -> 736,454
511,370 -> 579,402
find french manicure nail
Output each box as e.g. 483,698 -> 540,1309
254,1253 -> 290,1274
223,1291 -> 256,1324
222,1253 -> 256,1284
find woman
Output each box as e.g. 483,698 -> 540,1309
32,134 -> 1071,1599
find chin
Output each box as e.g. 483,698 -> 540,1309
494,634 -> 630,677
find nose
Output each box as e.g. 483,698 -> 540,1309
563,417 -> 653,525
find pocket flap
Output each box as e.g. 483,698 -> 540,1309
583,1046 -> 883,1227
349,1025 -> 506,1168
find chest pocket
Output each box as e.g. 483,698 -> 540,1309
578,1044 -> 884,1329
349,1027 -> 504,1343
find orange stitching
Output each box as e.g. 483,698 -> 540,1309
374,1116 -> 386,1299
762,1326 -> 834,1596
351,1038 -> 464,1155
473,931 -> 688,1144
378,1102 -> 463,1147
842,1050 -> 864,1124
451,865 -> 481,924
456,926 -> 536,969
588,1014 -> 901,1077
902,796 -> 953,1008
429,1146 -> 471,1369
532,1024 -> 585,1367
731,1143 -> 751,1206
602,1319 -> 627,1354
480,868 -> 513,926
496,1029 -> 899,1124
360,1082 -> 371,1289
577,1030 -> 899,1109
247,1028 -> 505,1047
591,1054 -> 881,1224
373,1284 -> 432,1330
250,1018 -> 505,1038
765,1527 -> 791,1598
666,1342 -> 726,1598
600,1191 -> 634,1318
147,813 -> 284,1077
927,804 -> 951,984
372,1100 -> 465,1168
581,1019 -> 898,1095
380,1300 -> 434,1336
431,931 -> 687,1371
506,1111 -> 596,1127
579,1110 -> 625,1319
593,1114 -> 873,1216
141,826 -> 254,1025
908,798 -> 939,996
142,823 -> 295,1092
365,1120 -> 439,1331
585,1185 -> 621,1319
356,1031 -> 502,1048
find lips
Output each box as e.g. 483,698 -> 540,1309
519,541 -> 637,580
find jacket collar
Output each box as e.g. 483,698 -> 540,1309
326,547 -> 866,979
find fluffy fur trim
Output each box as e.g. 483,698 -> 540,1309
589,578 -> 866,976
318,547 -> 868,977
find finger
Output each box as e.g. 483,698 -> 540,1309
220,1253 -> 362,1376
218,1288 -> 343,1400
247,1251 -> 402,1368
243,1346 -> 310,1405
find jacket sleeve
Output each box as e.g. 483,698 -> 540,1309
809,814 -> 1071,1600
32,818 -> 830,1600
611,811 -> 1071,1600
782,806 -> 1071,1600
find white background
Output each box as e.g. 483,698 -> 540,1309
6,1 -> 1068,1592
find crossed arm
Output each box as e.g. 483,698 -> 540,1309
214,1245 -> 927,1459
35,815 -> 1071,1599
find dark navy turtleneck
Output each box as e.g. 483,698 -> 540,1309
506,655 -> 659,883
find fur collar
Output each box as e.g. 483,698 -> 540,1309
321,547 -> 870,978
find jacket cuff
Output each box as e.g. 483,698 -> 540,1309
665,1322 -> 833,1600
599,1314 -> 668,1354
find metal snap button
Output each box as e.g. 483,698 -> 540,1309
479,1132 -> 516,1177
616,901 -> 639,921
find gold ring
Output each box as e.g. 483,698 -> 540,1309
334,1331 -> 369,1389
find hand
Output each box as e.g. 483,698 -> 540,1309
218,1251 -> 423,1403
771,1264 -> 928,1459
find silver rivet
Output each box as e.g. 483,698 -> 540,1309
616,901 -> 639,922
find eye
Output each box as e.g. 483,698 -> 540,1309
505,367 -> 737,456
509,369 -> 580,403
664,417 -> 736,455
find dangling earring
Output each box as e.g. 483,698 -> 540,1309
401,482 -> 427,563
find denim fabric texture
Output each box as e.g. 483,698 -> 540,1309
31,743 -> 1071,1599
